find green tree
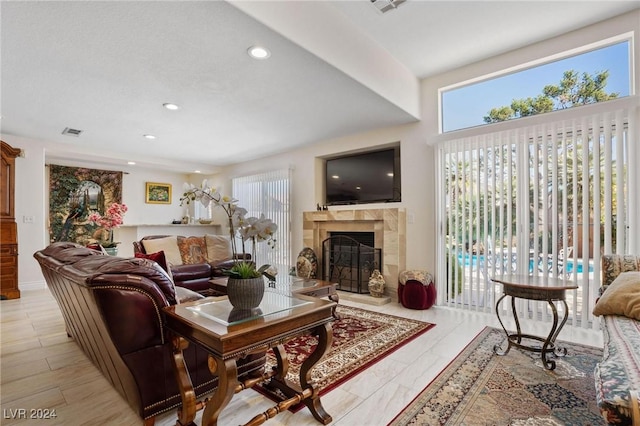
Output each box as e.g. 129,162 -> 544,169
484,70 -> 618,123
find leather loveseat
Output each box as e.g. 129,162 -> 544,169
34,242 -> 265,425
133,234 -> 249,294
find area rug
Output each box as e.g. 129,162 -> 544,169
389,327 -> 604,426
255,305 -> 435,410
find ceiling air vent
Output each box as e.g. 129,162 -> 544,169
62,127 -> 83,137
370,0 -> 406,14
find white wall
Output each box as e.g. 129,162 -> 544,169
2,134 -> 196,289
8,136 -> 47,288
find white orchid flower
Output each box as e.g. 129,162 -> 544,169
220,195 -> 239,204
180,180 -> 279,278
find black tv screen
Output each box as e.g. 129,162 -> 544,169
325,147 -> 401,205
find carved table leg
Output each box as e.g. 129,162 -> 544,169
170,336 -> 197,426
493,293 -> 511,356
299,323 -> 333,424
266,323 -> 334,425
201,355 -> 239,426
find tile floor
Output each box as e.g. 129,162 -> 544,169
0,288 -> 603,425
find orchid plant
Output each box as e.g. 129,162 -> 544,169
180,181 -> 277,280
87,202 -> 128,248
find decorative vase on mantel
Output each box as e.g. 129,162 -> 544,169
226,277 -> 265,309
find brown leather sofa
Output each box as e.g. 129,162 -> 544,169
34,242 -> 265,425
133,235 -> 249,294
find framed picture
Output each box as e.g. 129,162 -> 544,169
145,182 -> 172,204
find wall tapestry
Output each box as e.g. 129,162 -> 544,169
49,165 -> 123,245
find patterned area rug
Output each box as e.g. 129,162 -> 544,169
389,327 -> 605,426
255,305 -> 435,410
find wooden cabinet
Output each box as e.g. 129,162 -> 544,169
1,141 -> 21,299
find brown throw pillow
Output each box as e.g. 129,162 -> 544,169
177,236 -> 208,265
593,271 -> 640,320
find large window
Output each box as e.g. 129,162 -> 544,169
438,100 -> 633,329
441,40 -> 630,133
232,169 -> 291,272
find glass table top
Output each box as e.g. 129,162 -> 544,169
186,290 -> 312,326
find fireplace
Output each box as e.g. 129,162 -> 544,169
303,208 -> 406,301
323,232 -> 381,294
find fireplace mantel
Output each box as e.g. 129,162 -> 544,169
303,208 -> 406,300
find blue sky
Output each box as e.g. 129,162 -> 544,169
442,41 -> 630,132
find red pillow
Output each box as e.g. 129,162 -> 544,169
135,250 -> 171,277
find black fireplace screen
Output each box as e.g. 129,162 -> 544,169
322,234 -> 381,294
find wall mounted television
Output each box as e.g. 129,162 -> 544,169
325,147 -> 401,205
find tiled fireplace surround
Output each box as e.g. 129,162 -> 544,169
303,208 -> 406,301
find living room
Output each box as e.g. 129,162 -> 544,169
2,2 -> 640,425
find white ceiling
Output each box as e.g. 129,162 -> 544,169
1,1 -> 637,173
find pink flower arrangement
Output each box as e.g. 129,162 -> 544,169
88,202 -> 128,230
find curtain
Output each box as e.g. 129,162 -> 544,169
232,169 -> 291,272
438,102 -> 633,329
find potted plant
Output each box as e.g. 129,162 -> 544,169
181,181 -> 277,308
87,202 -> 128,255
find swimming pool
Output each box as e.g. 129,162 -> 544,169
456,253 -> 594,273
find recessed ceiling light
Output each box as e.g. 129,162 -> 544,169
128,161 -> 136,165
143,134 -> 156,139
248,45 -> 270,59
163,103 -> 180,110
194,170 -> 201,174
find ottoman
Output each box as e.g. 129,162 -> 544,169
398,270 -> 436,310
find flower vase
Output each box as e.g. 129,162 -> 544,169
104,247 -> 118,256
226,277 -> 265,309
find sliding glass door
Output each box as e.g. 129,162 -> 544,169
232,169 -> 291,272
438,102 -> 633,329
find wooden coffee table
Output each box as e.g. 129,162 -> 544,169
490,274 -> 578,370
163,292 -> 336,426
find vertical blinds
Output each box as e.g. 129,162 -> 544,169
439,106 -> 631,329
232,169 -> 291,272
